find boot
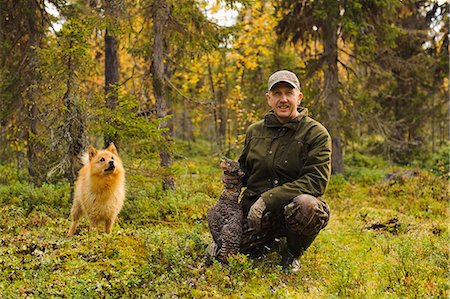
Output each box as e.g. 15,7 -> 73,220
281,248 -> 301,273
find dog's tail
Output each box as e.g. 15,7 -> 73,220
79,152 -> 90,166
47,151 -> 88,179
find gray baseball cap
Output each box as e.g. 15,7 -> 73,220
268,70 -> 301,91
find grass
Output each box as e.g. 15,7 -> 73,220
0,151 -> 448,298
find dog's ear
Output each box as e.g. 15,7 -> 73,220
106,143 -> 118,155
88,146 -> 98,160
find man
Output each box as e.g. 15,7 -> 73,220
237,70 -> 331,272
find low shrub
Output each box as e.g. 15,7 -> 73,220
0,148 -> 448,298
0,181 -> 71,215
345,152 -> 387,168
0,163 -> 28,184
429,143 -> 449,178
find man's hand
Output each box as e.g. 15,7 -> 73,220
247,197 -> 266,232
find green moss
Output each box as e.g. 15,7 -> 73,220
0,151 -> 447,298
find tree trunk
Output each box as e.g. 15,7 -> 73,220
104,0 -> 120,150
63,45 -> 87,185
27,99 -> 38,182
217,87 -> 226,150
181,98 -> 193,149
152,0 -> 175,191
207,61 -> 221,150
25,0 -> 39,184
322,21 -> 344,174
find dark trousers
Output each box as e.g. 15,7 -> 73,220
240,194 -> 330,257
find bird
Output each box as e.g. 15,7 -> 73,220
207,157 -> 244,263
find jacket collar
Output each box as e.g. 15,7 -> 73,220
264,107 -> 309,130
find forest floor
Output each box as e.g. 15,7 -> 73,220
0,144 -> 448,298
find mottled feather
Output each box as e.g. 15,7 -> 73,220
207,158 -> 244,262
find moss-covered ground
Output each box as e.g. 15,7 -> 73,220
0,150 -> 448,298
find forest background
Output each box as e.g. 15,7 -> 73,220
0,0 -> 448,297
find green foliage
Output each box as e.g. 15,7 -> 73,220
122,155 -> 221,224
0,148 -> 448,297
0,0 -> 449,295
173,138 -> 215,158
345,167 -> 386,185
343,152 -> 389,184
429,143 -> 450,178
38,17 -> 96,83
345,151 -> 388,168
0,163 -> 28,185
369,169 -> 448,220
89,91 -> 166,156
0,181 -> 71,215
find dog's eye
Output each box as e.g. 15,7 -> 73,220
111,156 -> 114,160
100,158 -> 105,162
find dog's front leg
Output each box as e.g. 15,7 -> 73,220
89,219 -> 100,233
104,217 -> 115,234
68,201 -> 83,236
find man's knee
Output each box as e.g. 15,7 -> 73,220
284,194 -> 330,236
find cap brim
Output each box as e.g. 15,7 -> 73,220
268,80 -> 297,91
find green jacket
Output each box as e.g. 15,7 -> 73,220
238,108 -> 332,211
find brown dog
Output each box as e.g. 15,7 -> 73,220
68,143 -> 125,236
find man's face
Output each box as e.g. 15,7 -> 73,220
266,82 -> 303,124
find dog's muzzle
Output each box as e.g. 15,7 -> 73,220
104,161 -> 115,172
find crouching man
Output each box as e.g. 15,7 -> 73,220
235,70 -> 331,273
